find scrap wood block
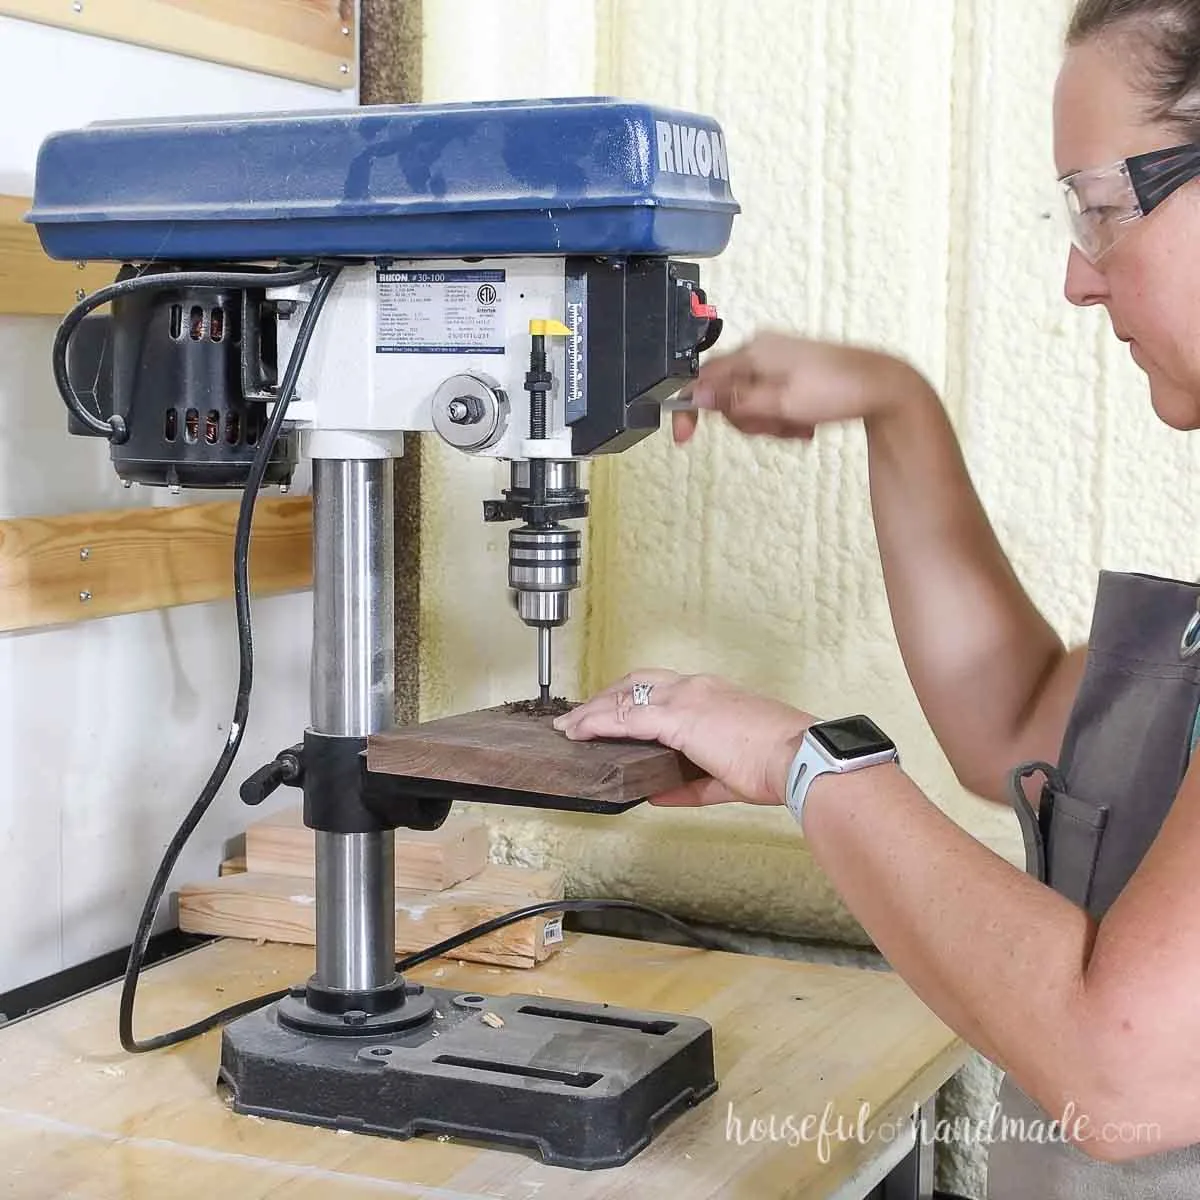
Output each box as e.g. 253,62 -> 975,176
178,866 -> 565,969
366,702 -> 704,807
222,855 -> 563,900
245,805 -> 491,891
459,863 -> 563,901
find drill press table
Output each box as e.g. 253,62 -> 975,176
0,933 -> 965,1199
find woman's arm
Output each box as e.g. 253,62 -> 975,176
800,755 -> 1200,1162
865,386 -> 1086,802
557,678 -> 1200,1162
684,335 -> 1086,803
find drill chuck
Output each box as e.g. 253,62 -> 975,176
509,524 -> 581,627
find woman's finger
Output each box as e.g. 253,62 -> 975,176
724,413 -> 783,437
556,670 -> 681,735
559,693 -> 676,743
672,408 -> 699,444
692,358 -> 764,408
558,675 -> 683,741
693,343 -> 757,390
561,668 -> 680,713
707,377 -> 786,426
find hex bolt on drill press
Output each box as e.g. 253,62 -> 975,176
30,99 -> 736,1168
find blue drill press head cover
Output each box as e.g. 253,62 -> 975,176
28,98 -> 739,262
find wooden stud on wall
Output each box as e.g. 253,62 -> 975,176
0,496 -> 313,633
0,1 -> 357,90
0,194 -> 316,629
0,196 -> 114,317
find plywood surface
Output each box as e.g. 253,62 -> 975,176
0,194 -> 114,316
0,496 -> 312,632
0,1 -> 356,88
367,705 -> 704,804
0,935 -> 966,1199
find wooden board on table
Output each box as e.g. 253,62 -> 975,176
177,866 -> 564,968
0,1 -> 356,89
0,935 -> 967,1199
366,703 -> 703,806
0,195 -> 114,316
246,806 -> 492,892
0,497 -> 312,633
217,857 -> 562,901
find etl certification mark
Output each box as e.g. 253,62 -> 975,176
477,283 -> 498,305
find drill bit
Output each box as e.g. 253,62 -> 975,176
538,624 -> 552,704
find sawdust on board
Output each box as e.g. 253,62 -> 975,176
503,697 -> 574,719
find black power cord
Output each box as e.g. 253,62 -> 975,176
52,264 -> 325,440
111,898 -> 728,1050
396,899 -> 725,971
115,264 -> 342,1053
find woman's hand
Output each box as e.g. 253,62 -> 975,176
673,331 -> 930,445
553,669 -> 813,807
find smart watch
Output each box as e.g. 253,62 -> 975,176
784,715 -> 898,832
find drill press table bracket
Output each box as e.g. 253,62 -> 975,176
242,703 -> 703,822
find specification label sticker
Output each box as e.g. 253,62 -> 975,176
376,268 -> 505,354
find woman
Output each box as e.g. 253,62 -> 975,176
557,1 -> 1200,1195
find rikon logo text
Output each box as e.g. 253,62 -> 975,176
655,121 -> 729,181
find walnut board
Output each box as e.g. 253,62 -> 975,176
0,935 -> 967,1199
245,806 -> 493,892
0,497 -> 312,632
0,1 -> 356,89
177,865 -> 565,968
367,705 -> 703,805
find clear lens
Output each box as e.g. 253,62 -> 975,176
1060,160 -> 1143,262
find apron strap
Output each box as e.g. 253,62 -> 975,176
1006,761 -> 1065,883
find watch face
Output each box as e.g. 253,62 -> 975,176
809,716 -> 894,760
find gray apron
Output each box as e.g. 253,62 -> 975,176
987,570 -> 1200,1198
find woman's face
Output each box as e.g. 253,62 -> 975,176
1055,34 -> 1200,429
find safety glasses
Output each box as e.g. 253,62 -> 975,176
1060,142 -> 1200,263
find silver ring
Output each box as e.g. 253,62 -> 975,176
631,681 -> 655,706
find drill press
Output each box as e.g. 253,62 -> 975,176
30,98 -> 736,1168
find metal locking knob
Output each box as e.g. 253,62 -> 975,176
432,373 -> 508,451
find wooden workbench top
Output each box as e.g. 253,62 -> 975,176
0,933 -> 966,1199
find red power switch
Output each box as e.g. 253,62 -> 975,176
690,290 -> 718,320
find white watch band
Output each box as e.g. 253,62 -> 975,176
783,735 -> 841,833
784,728 -> 898,833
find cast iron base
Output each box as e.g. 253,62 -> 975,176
219,985 -> 717,1170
